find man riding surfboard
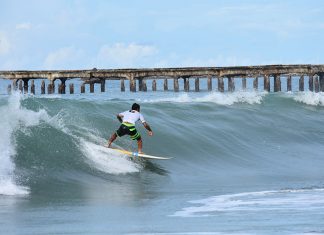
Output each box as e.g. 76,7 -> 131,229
107,103 -> 153,153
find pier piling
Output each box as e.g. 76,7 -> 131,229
19,80 -> 23,93
242,78 -> 247,90
218,77 -> 224,92
47,83 -> 53,94
207,75 -> 212,91
41,80 -> 45,94
143,79 -> 147,91
228,77 -> 235,92
253,77 -> 258,90
81,83 -> 85,93
184,78 -> 189,92
138,78 -> 143,91
23,79 -> 28,94
315,76 -> 320,93
121,79 -> 125,92
130,78 -> 136,92
164,78 -> 168,91
309,75 -> 314,92
287,75 -> 292,92
69,84 -> 74,94
264,75 -> 270,92
274,75 -> 281,92
152,80 -> 157,91
320,73 -> 324,92
31,80 -> 35,95
59,80 -> 66,94
299,75 -> 304,91
174,78 -> 179,92
101,80 -> 105,92
195,78 -> 199,92
90,83 -> 94,93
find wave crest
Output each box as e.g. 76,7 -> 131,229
141,91 -> 265,105
293,92 -> 324,106
0,92 -> 49,196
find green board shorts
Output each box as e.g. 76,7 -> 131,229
116,122 -> 141,140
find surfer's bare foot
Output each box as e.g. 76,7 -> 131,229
106,143 -> 111,148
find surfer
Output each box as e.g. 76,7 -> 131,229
107,103 -> 153,153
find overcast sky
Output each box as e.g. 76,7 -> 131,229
1,0 -> 324,70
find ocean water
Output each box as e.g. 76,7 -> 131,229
0,80 -> 324,234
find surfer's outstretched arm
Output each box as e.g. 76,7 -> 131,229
143,122 -> 153,136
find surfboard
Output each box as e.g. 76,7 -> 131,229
104,145 -> 171,160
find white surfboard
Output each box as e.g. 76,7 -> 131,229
104,145 -> 171,160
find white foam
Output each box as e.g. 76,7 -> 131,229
0,92 -> 49,196
0,179 -> 29,196
80,140 -> 141,175
172,188 -> 324,217
141,91 -> 265,105
293,92 -> 324,106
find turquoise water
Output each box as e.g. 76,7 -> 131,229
1,84 -> 324,234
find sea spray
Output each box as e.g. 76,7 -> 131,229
80,140 -> 141,174
0,93 -> 49,195
140,91 -> 266,105
293,92 -> 324,106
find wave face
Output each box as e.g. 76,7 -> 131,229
1,91 -> 324,191
1,90 -> 324,234
0,92 -> 324,189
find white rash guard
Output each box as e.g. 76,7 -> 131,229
119,110 -> 145,125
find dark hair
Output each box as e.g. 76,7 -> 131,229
131,103 -> 140,111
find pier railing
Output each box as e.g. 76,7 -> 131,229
1,64 -> 324,94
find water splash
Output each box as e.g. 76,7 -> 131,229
0,92 -> 49,195
140,91 -> 266,105
293,92 -> 324,106
80,140 -> 141,175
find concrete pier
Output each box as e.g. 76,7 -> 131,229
1,64 -> 324,94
